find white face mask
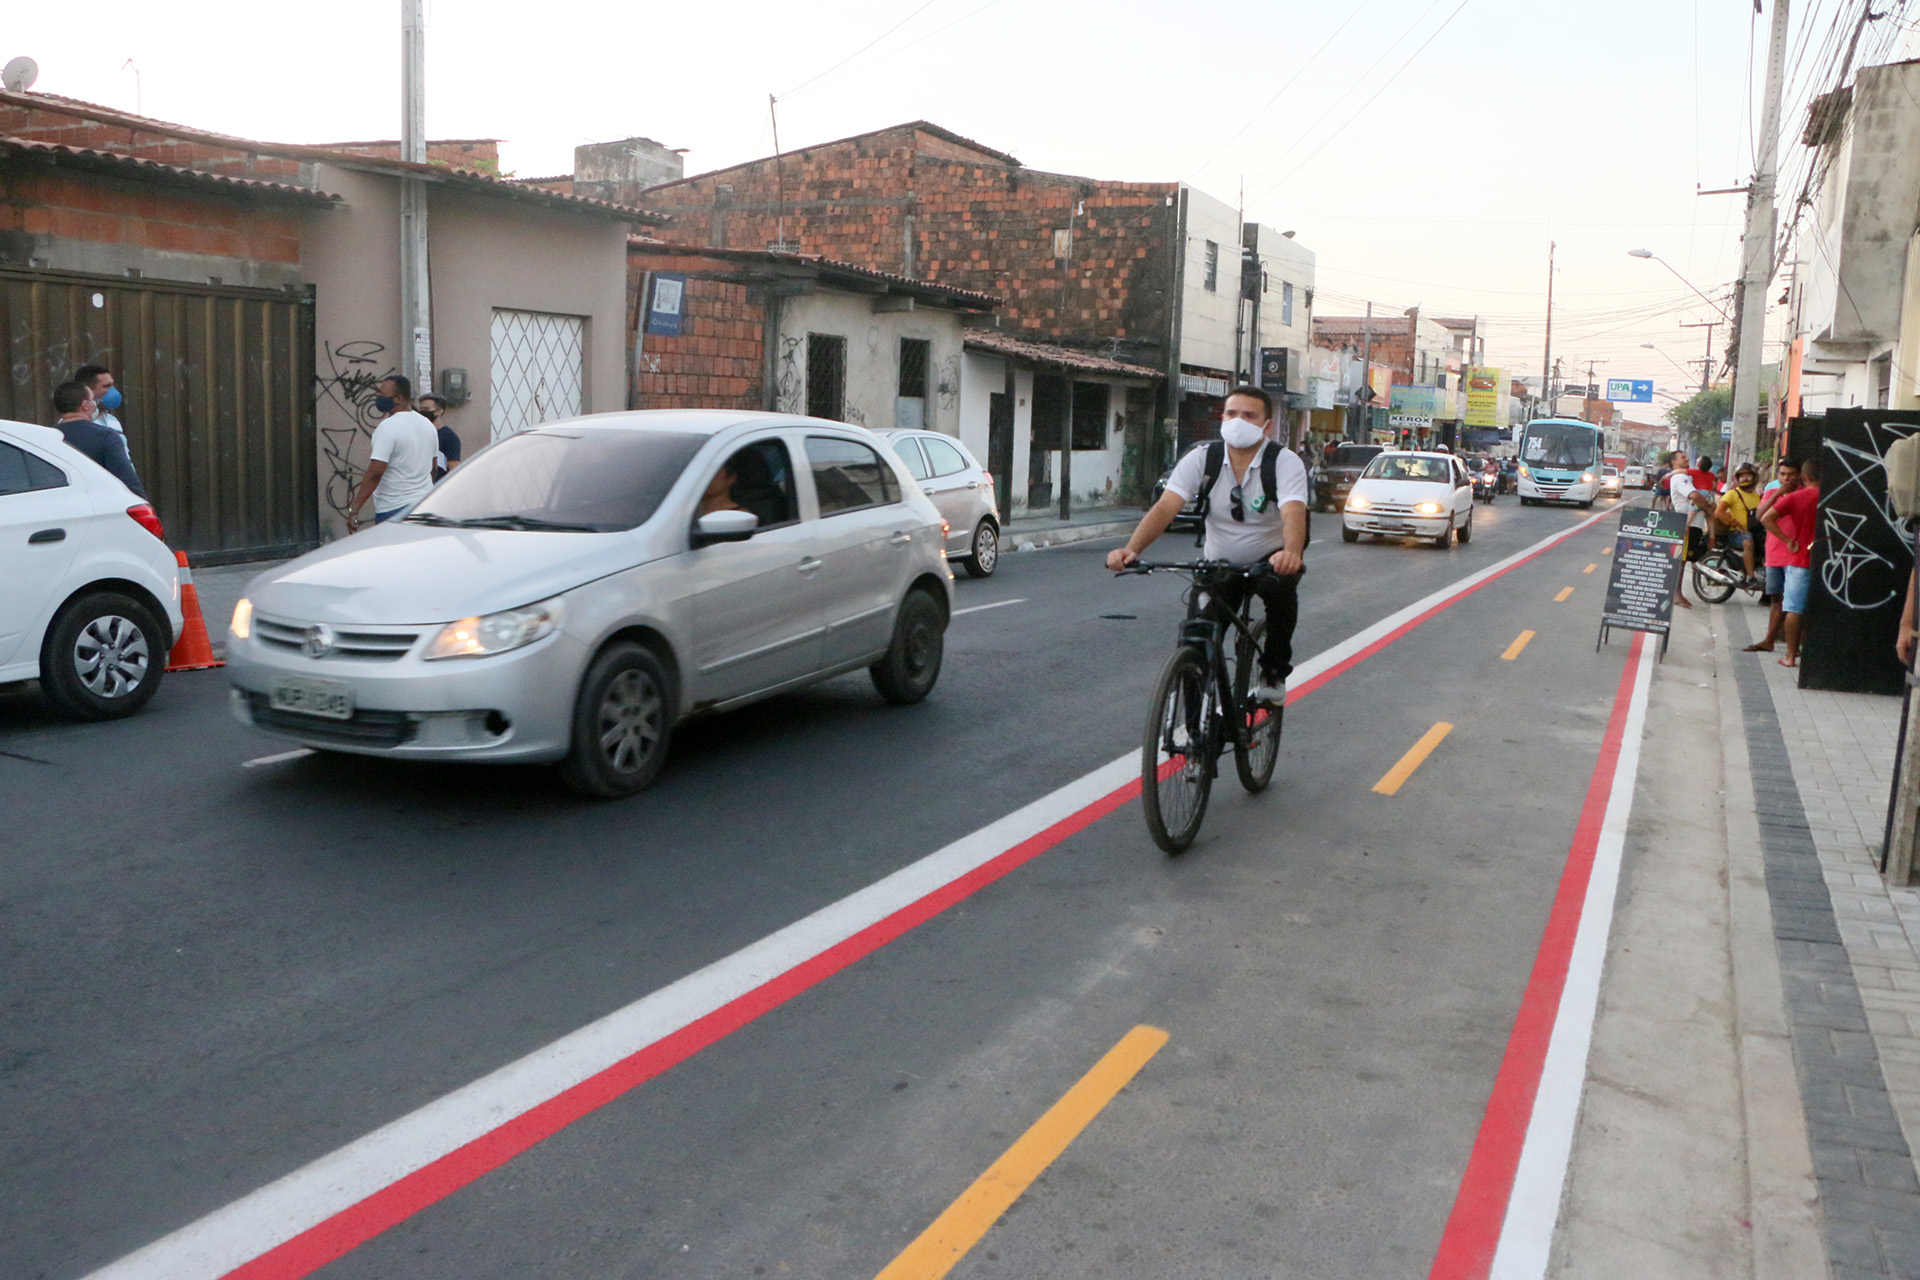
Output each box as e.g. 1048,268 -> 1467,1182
1220,417 -> 1267,449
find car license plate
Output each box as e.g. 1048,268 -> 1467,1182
268,675 -> 354,720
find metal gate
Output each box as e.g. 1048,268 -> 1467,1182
490,309 -> 585,441
0,266 -> 317,563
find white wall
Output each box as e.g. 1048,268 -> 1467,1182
776,292 -> 964,435
1179,186 -> 1243,375
1248,226 -> 1316,376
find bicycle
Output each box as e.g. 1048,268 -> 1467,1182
1118,560 -> 1287,854
1690,543 -> 1763,605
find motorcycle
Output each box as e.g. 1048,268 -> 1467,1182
1472,469 -> 1499,504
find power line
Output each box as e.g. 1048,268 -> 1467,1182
1187,2 -> 1372,183
777,0 -> 943,99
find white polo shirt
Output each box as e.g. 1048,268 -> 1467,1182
368,409 -> 439,511
1163,441 -> 1310,564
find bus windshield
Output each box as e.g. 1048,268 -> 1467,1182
1521,423 -> 1600,471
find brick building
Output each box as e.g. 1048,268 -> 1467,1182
0,89 -> 663,555
634,121 -> 1205,499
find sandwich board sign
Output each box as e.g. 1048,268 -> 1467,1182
1597,507 -> 1686,658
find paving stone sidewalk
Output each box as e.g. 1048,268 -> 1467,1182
1727,601 -> 1920,1278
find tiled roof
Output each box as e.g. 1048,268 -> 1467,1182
628,238 -> 998,309
0,134 -> 342,206
962,329 -> 1161,380
0,91 -> 669,225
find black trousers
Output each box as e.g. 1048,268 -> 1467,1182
1204,572 -> 1300,680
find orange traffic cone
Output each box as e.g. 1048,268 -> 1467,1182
166,549 -> 224,671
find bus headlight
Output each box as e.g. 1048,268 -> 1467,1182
1581,473 -> 1595,483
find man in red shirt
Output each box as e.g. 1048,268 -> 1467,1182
1759,457 -> 1821,668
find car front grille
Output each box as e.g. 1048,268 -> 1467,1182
255,616 -> 422,661
1363,502 -> 1419,516
246,693 -> 418,747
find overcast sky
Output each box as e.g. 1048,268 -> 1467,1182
12,0 -> 1910,413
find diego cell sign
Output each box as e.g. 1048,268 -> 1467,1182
1598,507 -> 1685,656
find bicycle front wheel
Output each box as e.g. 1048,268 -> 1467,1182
1232,620 -> 1282,793
1691,551 -> 1737,605
1141,646 -> 1215,854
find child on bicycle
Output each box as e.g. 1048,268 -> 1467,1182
1106,386 -> 1308,702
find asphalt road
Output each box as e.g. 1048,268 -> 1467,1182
3,491 -> 1646,1279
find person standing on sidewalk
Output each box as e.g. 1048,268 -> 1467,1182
1746,458 -> 1804,651
73,363 -> 124,437
52,380 -> 146,498
418,393 -> 462,482
1668,450 -> 1709,609
345,375 -> 437,532
1760,457 -> 1821,668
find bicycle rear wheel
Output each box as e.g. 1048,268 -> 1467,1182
1691,551 -> 1737,605
1141,646 -> 1214,854
1232,620 -> 1282,793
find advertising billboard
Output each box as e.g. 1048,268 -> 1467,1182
1389,385 -> 1445,429
1466,366 -> 1502,428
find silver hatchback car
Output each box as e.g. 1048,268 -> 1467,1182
227,411 -> 953,796
876,429 -> 1000,577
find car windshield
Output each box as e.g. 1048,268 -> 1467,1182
1329,445 -> 1382,468
1363,455 -> 1452,483
1521,423 -> 1599,469
409,428 -> 707,532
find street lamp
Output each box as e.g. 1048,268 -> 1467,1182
1640,342 -> 1697,384
1627,249 -> 1732,322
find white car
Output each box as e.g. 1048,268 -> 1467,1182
1340,450 -> 1477,548
1601,465 -> 1623,496
877,429 -> 1000,577
227,411 -> 954,797
0,419 -> 182,719
1622,465 -> 1648,489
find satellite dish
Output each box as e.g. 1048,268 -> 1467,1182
3,57 -> 39,93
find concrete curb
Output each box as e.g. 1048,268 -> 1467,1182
1004,519 -> 1136,553
1707,607 -> 1829,1277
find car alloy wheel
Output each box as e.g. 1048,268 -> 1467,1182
597,668 -> 664,777
964,520 -> 999,578
74,613 -> 152,698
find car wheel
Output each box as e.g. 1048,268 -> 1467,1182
1433,519 -> 1453,549
871,589 -> 945,705
1341,526 -> 1360,543
1458,511 -> 1473,544
39,591 -> 167,721
963,520 -> 999,578
557,642 -> 673,798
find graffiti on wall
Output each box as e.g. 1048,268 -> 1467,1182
774,335 -> 804,414
314,339 -> 394,519
1819,428 -> 1909,611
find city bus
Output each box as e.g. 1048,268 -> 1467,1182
1516,417 -> 1604,507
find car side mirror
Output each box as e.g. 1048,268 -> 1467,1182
691,508 -> 758,547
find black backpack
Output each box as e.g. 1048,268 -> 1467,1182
1190,440 -> 1308,549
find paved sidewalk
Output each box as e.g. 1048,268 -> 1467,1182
1002,504 -> 1143,552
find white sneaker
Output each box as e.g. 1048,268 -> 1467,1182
1249,677 -> 1286,705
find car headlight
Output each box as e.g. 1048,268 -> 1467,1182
230,597 -> 252,639
1415,501 -> 1444,515
1347,494 -> 1371,511
424,599 -> 564,660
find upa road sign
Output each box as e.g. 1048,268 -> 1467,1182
1604,378 -> 1655,403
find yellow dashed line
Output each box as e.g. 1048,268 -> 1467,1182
1502,630 -> 1535,660
1554,587 -> 1574,602
1373,723 -> 1454,796
1583,563 -> 1597,574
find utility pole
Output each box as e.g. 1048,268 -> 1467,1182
1731,0 -> 1791,467
1059,198 -> 1081,521
1357,300 -> 1373,442
1681,320 -> 1721,395
1584,356 -> 1608,403
1541,241 -> 1555,420
400,0 -> 432,393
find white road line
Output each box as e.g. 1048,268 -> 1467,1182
951,598 -> 1026,617
241,749 -> 316,769
1488,636 -> 1657,1278
87,508 -> 1611,1280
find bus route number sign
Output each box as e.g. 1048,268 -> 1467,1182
1598,507 -> 1686,657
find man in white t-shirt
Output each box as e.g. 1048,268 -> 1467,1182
1106,386 -> 1309,700
346,374 -> 439,532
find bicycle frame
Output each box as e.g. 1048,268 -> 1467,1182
1130,560 -> 1274,763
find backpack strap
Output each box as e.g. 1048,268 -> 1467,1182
1195,440 -> 1225,547
1260,441 -> 1278,508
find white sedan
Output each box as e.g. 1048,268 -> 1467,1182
227,411 -> 954,797
1340,451 -> 1477,548
0,419 -> 182,719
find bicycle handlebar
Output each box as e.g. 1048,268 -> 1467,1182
1114,558 -> 1301,578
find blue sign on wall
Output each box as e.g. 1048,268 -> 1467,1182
1605,378 -> 1654,403
646,273 -> 686,336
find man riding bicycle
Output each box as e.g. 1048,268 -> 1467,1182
1106,385 -> 1308,702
